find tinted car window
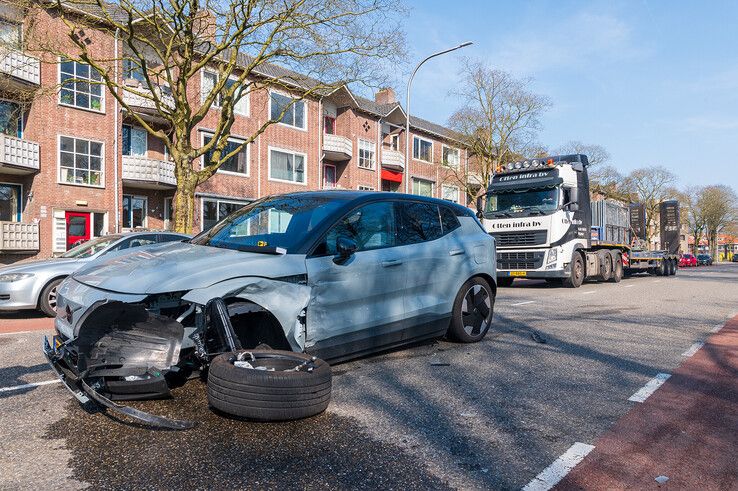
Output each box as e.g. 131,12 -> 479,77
396,202 -> 442,245
159,234 -> 186,243
316,201 -> 395,255
440,206 -> 461,234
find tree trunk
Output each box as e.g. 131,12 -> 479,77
173,174 -> 198,234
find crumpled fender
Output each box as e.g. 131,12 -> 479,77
182,276 -> 311,351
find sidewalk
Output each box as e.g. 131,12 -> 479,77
0,313 -> 53,334
557,315 -> 738,490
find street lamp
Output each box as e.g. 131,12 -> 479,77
404,41 -> 473,194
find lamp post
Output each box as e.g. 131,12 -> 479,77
404,41 -> 472,194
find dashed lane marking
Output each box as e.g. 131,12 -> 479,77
623,284 -> 635,288
681,341 -> 704,357
522,442 -> 595,491
0,379 -> 60,393
510,301 -> 536,306
582,291 -> 596,295
628,373 -> 671,403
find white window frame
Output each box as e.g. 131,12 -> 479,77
442,145 -> 460,168
164,196 -> 173,230
122,194 -> 148,229
200,70 -> 250,116
357,185 -> 375,191
57,134 -> 105,188
390,134 -> 400,151
412,177 -> 435,197
122,124 -> 148,157
357,139 -> 376,170
200,132 -> 250,177
323,163 -> 337,189
441,184 -> 460,203
200,197 -> 249,230
268,146 -> 308,185
58,58 -> 105,113
413,135 -> 433,163
268,89 -> 308,131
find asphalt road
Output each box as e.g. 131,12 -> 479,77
1,263 -> 737,490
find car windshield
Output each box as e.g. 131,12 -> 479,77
60,235 -> 122,258
485,187 -> 559,216
191,195 -> 348,253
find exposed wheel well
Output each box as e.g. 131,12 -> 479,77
224,299 -> 292,351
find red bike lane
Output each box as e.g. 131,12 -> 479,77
557,315 -> 738,490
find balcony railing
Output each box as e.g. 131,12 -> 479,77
0,221 -> 39,252
122,84 -> 175,111
323,134 -> 352,161
122,155 -> 176,188
381,149 -> 405,171
0,134 -> 40,173
0,48 -> 40,86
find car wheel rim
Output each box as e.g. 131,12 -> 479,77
48,287 -> 58,309
461,284 -> 491,336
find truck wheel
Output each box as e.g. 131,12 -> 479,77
597,250 -> 612,281
497,277 -> 514,287
448,277 -> 495,343
207,350 -> 331,421
670,259 -> 678,275
655,260 -> 667,276
38,278 -> 64,317
563,253 -> 584,288
609,252 -> 623,283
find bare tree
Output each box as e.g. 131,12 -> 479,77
622,166 -> 677,244
699,185 -> 737,258
21,0 -> 405,233
555,141 -> 610,167
675,186 -> 706,254
589,164 -> 630,201
445,59 -> 551,203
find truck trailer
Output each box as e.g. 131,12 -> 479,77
478,154 -> 679,287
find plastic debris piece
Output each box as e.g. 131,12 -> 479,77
430,361 -> 450,366
655,475 -> 669,485
234,360 -> 254,369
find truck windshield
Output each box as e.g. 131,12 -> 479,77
486,188 -> 559,216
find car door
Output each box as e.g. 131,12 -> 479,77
305,200 -> 409,361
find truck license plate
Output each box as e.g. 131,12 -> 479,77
510,271 -> 527,277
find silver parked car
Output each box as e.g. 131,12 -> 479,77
44,192 -> 497,426
0,231 -> 189,316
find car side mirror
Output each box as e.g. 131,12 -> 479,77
566,202 -> 580,212
334,237 -> 358,263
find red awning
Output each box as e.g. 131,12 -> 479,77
381,168 -> 403,183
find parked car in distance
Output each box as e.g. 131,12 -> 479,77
679,253 -> 698,268
0,231 -> 189,316
696,254 -> 713,266
732,254 -> 738,263
45,191 -> 498,424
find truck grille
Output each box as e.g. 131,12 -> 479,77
491,230 -> 547,247
497,251 -> 545,270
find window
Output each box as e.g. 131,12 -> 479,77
122,125 -> 147,156
324,116 -> 336,135
202,198 -> 248,231
317,201 -> 395,255
59,136 -> 103,186
201,71 -> 217,104
123,58 -> 145,83
269,148 -> 306,184
225,78 -> 248,115
442,146 -> 460,168
0,183 -> 21,222
358,185 -> 375,191
412,178 -> 434,197
60,60 -> 103,111
122,195 -> 147,228
323,164 -> 336,189
0,100 -> 22,138
203,135 -> 248,175
358,139 -> 376,170
413,136 -> 433,162
440,206 -> 461,234
270,92 -> 306,129
396,202 -> 443,245
442,184 -> 460,203
201,72 -> 248,115
0,19 -> 22,49
390,134 -> 400,151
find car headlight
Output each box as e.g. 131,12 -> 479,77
547,248 -> 558,264
0,273 -> 34,282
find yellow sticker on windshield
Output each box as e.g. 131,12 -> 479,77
257,241 -> 268,247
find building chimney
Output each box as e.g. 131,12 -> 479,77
375,87 -> 397,105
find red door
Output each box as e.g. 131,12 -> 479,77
65,211 -> 91,250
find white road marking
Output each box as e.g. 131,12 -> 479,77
623,284 -> 635,288
582,291 -> 596,295
710,324 -> 723,333
0,379 -> 60,393
522,442 -> 595,491
653,280 -> 661,284
681,341 -> 704,357
628,373 -> 671,403
510,301 -> 536,306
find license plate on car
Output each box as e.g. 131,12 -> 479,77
510,271 -> 527,277
53,335 -> 63,351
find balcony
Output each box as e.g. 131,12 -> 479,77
0,48 -> 40,92
0,221 -> 39,253
122,155 -> 176,189
381,149 -> 405,171
0,134 -> 40,174
323,134 -> 352,161
122,84 -> 175,123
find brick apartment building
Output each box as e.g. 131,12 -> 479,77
0,2 -> 471,264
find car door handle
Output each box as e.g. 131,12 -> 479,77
449,249 -> 466,256
381,259 -> 403,267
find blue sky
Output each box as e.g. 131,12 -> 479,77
396,0 -> 738,191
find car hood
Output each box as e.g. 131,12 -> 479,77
0,257 -> 84,275
72,241 -> 307,294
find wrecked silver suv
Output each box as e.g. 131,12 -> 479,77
44,191 -> 497,427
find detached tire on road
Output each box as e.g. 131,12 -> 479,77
207,350 -> 331,421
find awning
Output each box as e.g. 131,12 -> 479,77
381,169 -> 403,183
